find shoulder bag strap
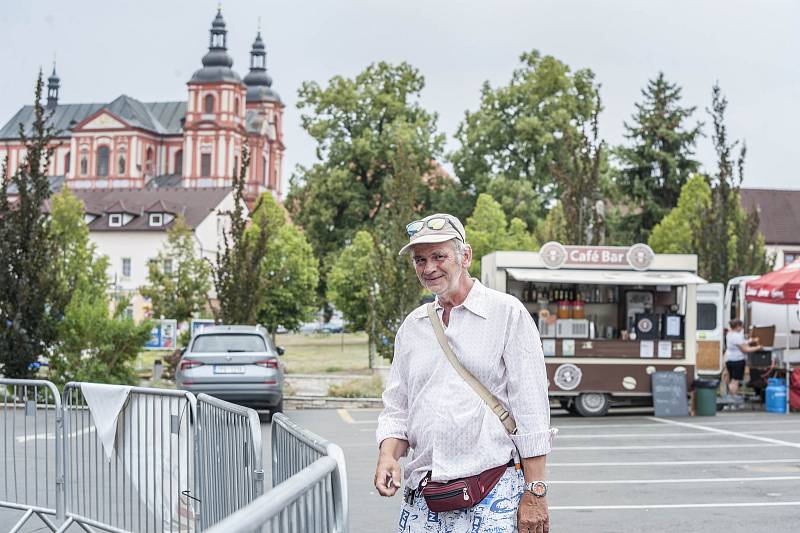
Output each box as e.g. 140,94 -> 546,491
426,303 -> 517,434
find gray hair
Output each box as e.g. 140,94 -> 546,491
451,239 -> 468,266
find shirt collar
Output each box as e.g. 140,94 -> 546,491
413,279 -> 488,320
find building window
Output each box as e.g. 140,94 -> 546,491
80,150 -> 88,175
234,98 -> 240,115
109,214 -> 123,227
124,307 -> 134,320
164,259 -> 173,275
174,149 -> 183,175
118,147 -> 126,175
785,252 -> 800,266
149,213 -> 163,227
263,156 -> 268,182
121,257 -> 132,278
145,147 -> 154,175
64,152 -> 71,175
233,155 -> 239,176
96,146 -> 110,177
204,94 -> 214,113
201,153 -> 212,177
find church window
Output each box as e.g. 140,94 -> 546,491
201,154 -> 212,177
263,156 -> 267,182
118,146 -> 127,175
204,94 -> 214,113
145,147 -> 154,175
233,155 -> 239,176
64,152 -> 71,175
174,150 -> 183,175
80,149 -> 88,175
234,98 -> 240,115
96,146 -> 110,177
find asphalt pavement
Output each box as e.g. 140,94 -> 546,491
262,408 -> 800,533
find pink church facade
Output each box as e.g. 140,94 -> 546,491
0,9 -> 284,205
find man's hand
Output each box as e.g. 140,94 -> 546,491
518,492 -> 549,533
374,455 -> 402,497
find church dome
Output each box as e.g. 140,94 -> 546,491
243,32 -> 281,103
190,9 -> 242,84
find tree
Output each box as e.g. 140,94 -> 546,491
451,50 -> 602,221
549,87 -> 605,245
697,84 -> 770,283
534,203 -> 569,244
251,193 -> 319,334
0,73 -> 61,378
47,189 -> 152,387
327,230 -> 375,331
649,175 -> 711,254
140,216 -> 211,324
615,73 -> 702,242
485,176 -> 541,232
465,194 -> 537,277
212,146 -> 271,324
286,62 -> 445,311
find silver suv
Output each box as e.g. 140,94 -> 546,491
176,325 -> 284,417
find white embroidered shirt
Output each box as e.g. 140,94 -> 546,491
376,280 -> 556,490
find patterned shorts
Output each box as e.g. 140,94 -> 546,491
398,467 -> 524,533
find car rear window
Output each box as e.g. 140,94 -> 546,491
192,334 -> 267,353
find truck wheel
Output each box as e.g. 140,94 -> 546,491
574,393 -> 610,417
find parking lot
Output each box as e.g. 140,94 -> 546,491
273,409 -> 800,533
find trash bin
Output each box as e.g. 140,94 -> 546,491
694,379 -> 719,416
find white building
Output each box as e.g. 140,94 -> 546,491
740,188 -> 800,269
69,187 -> 237,320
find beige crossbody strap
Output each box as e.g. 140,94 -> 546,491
426,303 -> 517,434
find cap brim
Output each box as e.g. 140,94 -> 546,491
398,234 -> 458,255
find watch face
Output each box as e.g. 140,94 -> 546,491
530,481 -> 547,497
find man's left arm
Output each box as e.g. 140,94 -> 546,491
502,306 -> 556,533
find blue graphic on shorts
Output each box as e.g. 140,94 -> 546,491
427,510 -> 440,522
399,508 -> 410,530
489,496 -> 516,514
469,514 -> 483,533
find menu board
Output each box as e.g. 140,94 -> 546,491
651,371 -> 689,417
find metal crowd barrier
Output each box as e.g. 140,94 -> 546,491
0,379 -> 64,531
1,379 -> 265,533
195,393 -> 264,529
204,413 -> 348,533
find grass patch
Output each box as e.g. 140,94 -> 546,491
277,332 -> 389,374
328,376 -> 384,398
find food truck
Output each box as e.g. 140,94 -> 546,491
481,242 -> 723,416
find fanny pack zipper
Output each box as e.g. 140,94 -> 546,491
424,485 -> 470,501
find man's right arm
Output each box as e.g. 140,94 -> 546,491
375,438 -> 409,497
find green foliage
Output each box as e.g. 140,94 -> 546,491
140,216 -> 211,323
212,146 -> 270,324
328,231 -> 375,331
649,175 -> 711,254
485,176 -> 541,231
287,61 -> 445,310
251,193 -> 319,334
0,73 -> 61,378
534,203 -> 569,244
46,189 -> 152,387
615,73 -> 702,242
465,194 -> 537,277
451,50 -> 602,220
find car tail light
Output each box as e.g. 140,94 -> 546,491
255,359 -> 279,369
180,359 -> 203,371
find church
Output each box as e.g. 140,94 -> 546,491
0,9 -> 284,204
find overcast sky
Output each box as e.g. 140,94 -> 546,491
1,0 -> 797,189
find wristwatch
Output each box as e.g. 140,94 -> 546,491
525,480 -> 548,497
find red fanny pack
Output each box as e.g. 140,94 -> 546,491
420,462 -> 510,513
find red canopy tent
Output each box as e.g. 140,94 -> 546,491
744,259 -> 800,305
744,259 -> 800,411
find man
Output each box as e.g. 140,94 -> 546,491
724,319 -> 762,396
374,213 -> 555,533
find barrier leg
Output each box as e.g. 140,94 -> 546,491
9,509 -> 34,533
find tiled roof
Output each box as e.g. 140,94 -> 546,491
740,188 -> 800,245
67,187 -> 233,231
0,98 -> 186,139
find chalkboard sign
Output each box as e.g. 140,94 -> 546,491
651,371 -> 689,417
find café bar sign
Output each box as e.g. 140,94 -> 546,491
540,242 -> 655,271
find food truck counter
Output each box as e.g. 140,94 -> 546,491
541,338 -> 685,359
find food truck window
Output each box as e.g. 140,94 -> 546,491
697,302 -> 717,330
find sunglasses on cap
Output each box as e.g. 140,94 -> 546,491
405,217 -> 464,241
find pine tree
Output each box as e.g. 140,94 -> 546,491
615,73 -> 702,242
0,72 -> 61,378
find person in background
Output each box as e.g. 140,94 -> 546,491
724,319 -> 763,396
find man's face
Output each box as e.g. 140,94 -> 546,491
411,240 -> 470,296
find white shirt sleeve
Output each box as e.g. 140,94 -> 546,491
503,306 -> 556,458
376,323 -> 410,451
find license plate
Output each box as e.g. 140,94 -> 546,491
214,365 -> 244,374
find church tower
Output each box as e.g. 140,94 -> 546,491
243,30 -> 285,197
183,8 -> 247,188
47,64 -> 60,109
